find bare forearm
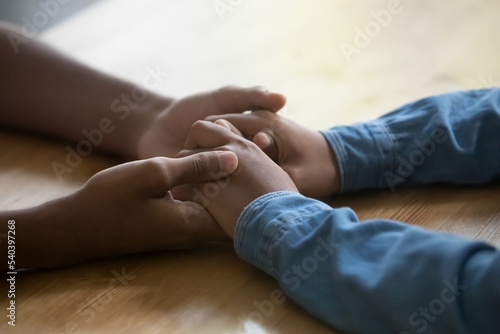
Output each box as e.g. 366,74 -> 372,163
0,194 -> 128,271
0,23 -> 172,159
0,199 -> 76,271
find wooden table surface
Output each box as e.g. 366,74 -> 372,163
1,1 -> 499,333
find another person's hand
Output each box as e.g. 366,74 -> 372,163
177,121 -> 298,238
137,86 -> 286,159
205,111 -> 340,198
20,151 -> 238,269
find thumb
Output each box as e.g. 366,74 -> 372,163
215,86 -> 287,114
213,119 -> 243,137
166,151 -> 238,189
253,132 -> 279,162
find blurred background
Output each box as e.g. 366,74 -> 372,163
1,2 -> 499,333
2,0 -> 500,130
0,0 -> 100,30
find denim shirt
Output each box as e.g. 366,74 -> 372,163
234,89 -> 500,334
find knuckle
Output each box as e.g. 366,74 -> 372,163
192,154 -> 210,177
215,85 -> 238,97
191,120 -> 208,133
219,85 -> 239,92
145,157 -> 168,170
204,114 -> 218,121
240,138 -> 258,151
192,120 -> 206,128
144,157 -> 171,183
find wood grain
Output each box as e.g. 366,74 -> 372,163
1,0 -> 500,333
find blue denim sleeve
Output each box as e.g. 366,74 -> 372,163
234,191 -> 500,334
321,88 -> 500,192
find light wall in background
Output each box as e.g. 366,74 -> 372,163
32,0 -> 500,130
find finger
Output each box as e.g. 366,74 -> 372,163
169,201 -> 230,242
253,132 -> 279,162
170,184 -> 195,201
206,112 -> 280,161
205,112 -> 272,140
177,148 -> 213,158
134,151 -> 237,197
152,199 -> 229,244
253,131 -> 273,150
181,129 -> 278,163
212,86 -> 287,114
183,120 -> 237,149
166,151 -> 238,189
213,119 -> 243,137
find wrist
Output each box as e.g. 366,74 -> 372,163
321,132 -> 341,195
110,93 -> 172,160
6,196 -> 80,270
306,131 -> 340,198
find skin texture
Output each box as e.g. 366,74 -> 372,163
205,111 -> 341,198
0,23 -> 288,270
0,24 -> 287,161
137,86 -> 287,159
0,151 -> 239,270
178,121 -> 299,238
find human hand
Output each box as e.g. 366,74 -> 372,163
53,151 -> 238,266
137,86 -> 286,159
205,111 -> 340,198
177,121 -> 298,239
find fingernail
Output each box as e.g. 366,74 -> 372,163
218,152 -> 238,173
254,132 -> 272,148
214,119 -> 230,129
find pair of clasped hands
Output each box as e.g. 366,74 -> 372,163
61,86 -> 339,265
